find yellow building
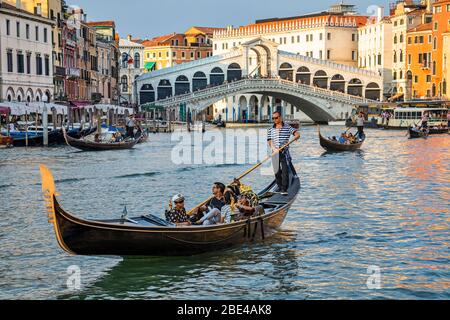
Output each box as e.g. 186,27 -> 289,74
142,27 -> 221,72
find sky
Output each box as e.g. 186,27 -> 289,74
69,0 -> 393,39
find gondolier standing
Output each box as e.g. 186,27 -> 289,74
356,112 -> 365,140
268,111 -> 300,196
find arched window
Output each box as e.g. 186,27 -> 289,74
227,63 -> 242,82
193,71 -> 208,91
296,66 -> 311,85
140,84 -> 155,104
121,53 -> 128,68
210,67 -> 225,86
134,53 -> 140,69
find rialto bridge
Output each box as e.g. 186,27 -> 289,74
135,38 -> 383,122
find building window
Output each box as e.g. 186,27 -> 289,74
172,51 -> 176,58
319,33 -> 323,41
6,20 -> 10,35
327,33 -> 331,40
44,28 -> 48,43
16,22 -> 20,38
26,53 -> 31,74
190,52 -> 194,59
35,26 -> 39,41
181,52 -> 185,59
45,55 -> 50,76
352,34 -> 356,41
36,54 -> 43,75
7,50 -> 13,72
327,50 -> 331,60
197,51 -> 201,59
434,22 -> 438,30
17,51 -> 24,73
26,24 -> 30,39
352,51 -> 356,61
408,54 -> 411,65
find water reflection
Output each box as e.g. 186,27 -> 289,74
0,127 -> 449,299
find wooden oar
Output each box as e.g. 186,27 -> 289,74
187,138 -> 298,216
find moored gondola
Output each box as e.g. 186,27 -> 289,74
318,126 -> 364,152
39,162 -> 300,256
62,127 -> 139,151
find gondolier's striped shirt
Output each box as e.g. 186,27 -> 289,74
267,123 -> 298,150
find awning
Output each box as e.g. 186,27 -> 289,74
141,104 -> 165,112
389,93 -> 404,102
144,62 -> 156,71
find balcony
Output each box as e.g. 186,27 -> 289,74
55,66 -> 66,77
67,68 -> 80,78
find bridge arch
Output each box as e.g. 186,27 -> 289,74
210,67 -> 225,87
365,82 -> 381,101
313,70 -> 328,89
279,63 -> 294,81
175,75 -> 190,96
140,84 -> 155,104
193,71 -> 208,92
227,63 -> 242,82
347,78 -> 363,97
157,80 -> 172,100
296,67 -> 311,85
330,74 -> 345,92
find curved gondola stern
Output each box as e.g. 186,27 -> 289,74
39,165 -> 76,255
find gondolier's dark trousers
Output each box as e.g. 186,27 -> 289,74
272,152 -> 289,193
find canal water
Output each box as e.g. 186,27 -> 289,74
0,127 -> 449,300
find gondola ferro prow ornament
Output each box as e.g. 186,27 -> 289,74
39,165 -> 75,255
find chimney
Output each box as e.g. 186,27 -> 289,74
127,35 -> 132,41
377,6 -> 384,23
35,3 -> 42,15
16,0 -> 21,9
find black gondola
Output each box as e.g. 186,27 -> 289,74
408,127 -> 428,139
318,126 -> 365,152
12,130 -> 61,147
62,127 -> 139,151
39,163 -> 300,256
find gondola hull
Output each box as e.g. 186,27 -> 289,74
12,130 -> 61,147
318,127 -> 364,152
63,128 -> 139,151
409,128 -> 428,139
40,164 -> 300,256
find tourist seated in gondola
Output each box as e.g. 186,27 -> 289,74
113,132 -> 123,142
220,190 -> 241,224
347,133 -> 357,144
165,194 -> 191,226
338,133 -> 348,144
193,182 -> 226,226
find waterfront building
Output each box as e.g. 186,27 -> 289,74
119,35 -> 144,104
406,23 -> 433,99
87,21 -> 120,104
0,1 -> 54,102
431,0 -> 450,98
3,0 -> 67,101
213,3 -> 366,67
358,7 -> 393,97
142,27 -> 220,72
391,0 -> 432,100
